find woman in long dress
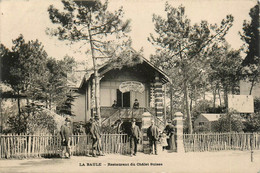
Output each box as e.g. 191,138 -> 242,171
163,121 -> 176,151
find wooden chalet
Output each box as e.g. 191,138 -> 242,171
71,57 -> 171,130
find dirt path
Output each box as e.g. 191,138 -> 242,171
0,150 -> 260,173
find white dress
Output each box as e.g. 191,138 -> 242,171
161,136 -> 168,147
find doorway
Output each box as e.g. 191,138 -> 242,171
117,89 -> 130,108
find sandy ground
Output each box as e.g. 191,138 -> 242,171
0,150 -> 260,173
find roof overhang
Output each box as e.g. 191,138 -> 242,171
79,56 -> 171,88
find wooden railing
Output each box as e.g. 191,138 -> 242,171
183,133 -> 260,152
0,133 -> 129,159
101,107 -> 147,126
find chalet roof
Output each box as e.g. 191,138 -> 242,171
201,114 -> 223,121
78,56 -> 171,88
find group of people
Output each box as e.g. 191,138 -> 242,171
60,115 -> 175,158
112,99 -> 140,109
147,120 -> 175,155
60,116 -> 104,158
123,118 -> 175,156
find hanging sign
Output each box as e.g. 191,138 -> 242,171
119,81 -> 145,93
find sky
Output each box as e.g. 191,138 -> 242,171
0,0 -> 257,68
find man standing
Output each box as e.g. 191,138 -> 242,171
129,119 -> 141,157
60,117 -> 72,158
116,119 -> 123,134
90,116 -> 104,157
147,120 -> 159,155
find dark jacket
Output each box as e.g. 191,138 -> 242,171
60,125 -> 71,141
164,124 -> 175,137
90,121 -> 101,139
130,125 -> 141,139
133,102 -> 139,109
147,125 -> 159,141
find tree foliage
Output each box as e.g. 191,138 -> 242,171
43,56 -> 76,111
207,42 -> 243,108
1,35 -> 77,133
240,4 -> 260,95
243,113 -> 260,132
243,97 -> 260,132
1,35 -> 48,116
47,0 -> 141,122
149,3 -> 234,133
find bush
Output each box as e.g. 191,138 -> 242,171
254,97 -> 260,113
7,104 -> 57,134
212,111 -> 244,132
243,113 -> 260,132
0,100 -> 18,133
194,126 -> 211,133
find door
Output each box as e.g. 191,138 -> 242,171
117,89 -> 130,108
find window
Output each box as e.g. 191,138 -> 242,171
199,122 -> 205,126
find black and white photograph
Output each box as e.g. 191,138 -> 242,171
0,0 -> 259,172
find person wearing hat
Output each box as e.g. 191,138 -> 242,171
60,117 -> 72,158
129,118 -> 142,156
112,100 -> 118,108
147,119 -> 159,155
90,116 -> 104,157
133,99 -> 139,109
163,120 -> 175,150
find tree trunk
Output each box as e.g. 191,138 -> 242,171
88,25 -> 101,125
213,86 -> 216,109
218,87 -> 222,106
94,72 -> 101,123
203,83 -> 206,101
224,86 -> 228,112
17,90 -> 22,133
17,90 -> 21,116
170,85 -> 173,120
190,98 -> 193,113
194,85 -> 197,107
249,77 -> 255,95
49,94 -> 52,110
45,98 -> 48,109
184,79 -> 192,134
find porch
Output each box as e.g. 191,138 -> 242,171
100,107 -> 165,129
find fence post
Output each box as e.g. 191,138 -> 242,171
174,112 -> 185,153
250,133 -> 253,162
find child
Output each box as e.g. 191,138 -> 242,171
160,132 -> 168,151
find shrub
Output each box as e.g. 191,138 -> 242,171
243,113 -> 260,132
7,104 -> 57,134
212,111 -> 244,132
254,97 -> 260,113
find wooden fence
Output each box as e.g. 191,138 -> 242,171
0,134 -> 129,159
183,133 -> 260,152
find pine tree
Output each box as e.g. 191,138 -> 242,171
240,4 -> 260,94
47,0 -> 137,123
149,3 -> 234,133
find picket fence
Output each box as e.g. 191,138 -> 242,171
183,133 -> 260,152
2,133 -> 260,159
0,134 -> 129,159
